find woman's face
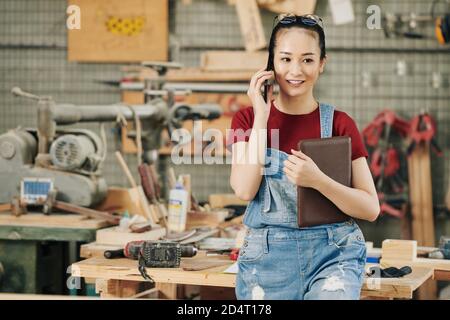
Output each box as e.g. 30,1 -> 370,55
273,28 -> 326,98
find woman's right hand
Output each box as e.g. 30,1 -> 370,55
247,68 -> 274,120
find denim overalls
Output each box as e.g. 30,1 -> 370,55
236,103 -> 367,300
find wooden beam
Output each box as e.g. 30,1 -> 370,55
258,0 -> 317,15
200,51 -> 268,71
235,0 -> 266,52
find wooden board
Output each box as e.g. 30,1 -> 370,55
208,194 -> 248,208
71,257 -> 432,299
95,187 -> 154,219
258,0 -> 317,15
0,213 -> 109,229
235,0 -> 267,52
407,144 -> 435,247
71,257 -> 236,288
80,242 -> 122,259
68,0 -> 168,62
96,226 -> 166,246
406,143 -> 437,299
200,51 -> 268,72
362,263 -> 433,299
157,68 -> 254,82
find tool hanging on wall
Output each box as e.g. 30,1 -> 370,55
363,110 -> 410,219
381,0 -> 450,44
432,0 -> 450,44
406,113 -> 442,157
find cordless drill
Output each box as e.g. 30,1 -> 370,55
104,241 -> 197,264
104,240 -> 197,282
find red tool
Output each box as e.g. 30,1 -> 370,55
362,109 -> 410,147
407,113 -> 442,156
230,248 -> 240,261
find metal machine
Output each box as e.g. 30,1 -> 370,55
0,67 -> 221,208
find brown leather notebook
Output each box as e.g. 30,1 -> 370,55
297,136 -> 352,227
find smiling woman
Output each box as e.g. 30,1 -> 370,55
227,13 -> 380,301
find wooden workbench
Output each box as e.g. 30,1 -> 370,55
0,212 -> 111,294
71,254 -> 433,300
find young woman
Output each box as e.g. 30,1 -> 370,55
227,14 -> 380,300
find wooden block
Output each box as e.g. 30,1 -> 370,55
121,90 -> 145,104
235,0 -> 267,52
68,0 -> 168,62
96,226 -> 166,246
408,143 -> 435,247
418,144 -> 435,247
95,187 -> 148,218
155,283 -> 178,299
208,193 -> 248,208
186,210 -> 229,229
381,239 -> 417,261
200,51 -> 268,71
258,0 -> 317,15
96,279 -> 141,298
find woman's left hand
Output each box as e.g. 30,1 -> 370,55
283,149 -> 325,189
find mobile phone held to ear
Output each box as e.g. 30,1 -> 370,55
263,61 -> 273,103
263,80 -> 269,103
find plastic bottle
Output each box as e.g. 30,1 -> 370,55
167,182 -> 189,233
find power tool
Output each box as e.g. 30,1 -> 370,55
104,240 -> 198,282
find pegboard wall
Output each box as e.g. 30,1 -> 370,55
0,0 -> 449,210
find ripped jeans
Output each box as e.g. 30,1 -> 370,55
235,220 -> 366,300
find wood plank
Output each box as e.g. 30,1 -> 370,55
71,257 -> 236,288
408,143 -> 437,300
200,51 -> 268,71
408,147 -> 424,245
433,270 -> 450,281
80,242 -> 122,259
418,143 -> 435,247
95,187 -> 158,223
0,213 -> 109,229
96,226 -> 166,246
68,0 -> 168,62
0,225 -> 98,242
155,283 -> 178,299
208,194 -> 248,208
72,257 -> 432,299
362,264 -> 433,299
258,0 -> 317,15
165,68 -> 254,82
380,257 -> 450,272
185,210 -> 229,230
235,0 -> 267,52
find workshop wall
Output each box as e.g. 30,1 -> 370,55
0,1 -> 449,242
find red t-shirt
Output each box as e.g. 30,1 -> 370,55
227,101 -> 368,161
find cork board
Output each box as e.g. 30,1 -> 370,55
68,0 -> 168,62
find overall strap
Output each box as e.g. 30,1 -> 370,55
319,103 -> 335,138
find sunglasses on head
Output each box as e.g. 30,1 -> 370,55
273,13 -> 324,30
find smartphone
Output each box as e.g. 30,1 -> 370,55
263,60 -> 273,103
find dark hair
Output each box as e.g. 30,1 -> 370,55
267,21 -> 326,72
